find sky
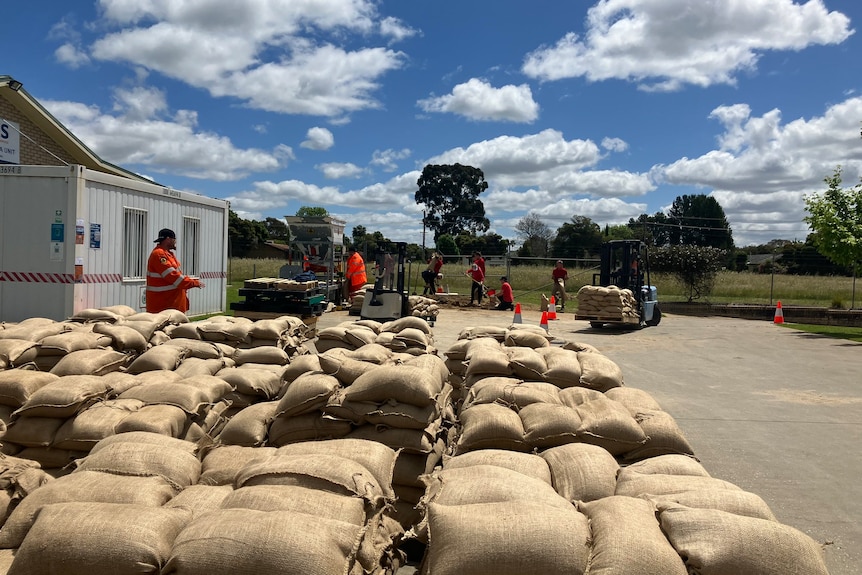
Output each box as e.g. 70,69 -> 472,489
6,0 -> 862,248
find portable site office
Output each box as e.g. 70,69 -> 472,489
0,164 -> 229,322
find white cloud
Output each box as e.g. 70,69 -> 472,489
523,0 -> 853,90
316,162 -> 365,179
417,78 -> 539,123
654,96 -> 862,245
379,16 -> 419,43
87,0 -> 405,117
301,127 -> 335,150
601,137 -> 628,153
370,148 -> 411,172
55,43 -> 91,68
43,85 -> 286,181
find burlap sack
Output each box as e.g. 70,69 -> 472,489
520,402 -> 581,449
578,496 -> 687,575
623,454 -> 710,477
163,508 -> 364,575
118,383 -> 213,415
0,371 -> 59,407
215,367 -> 283,399
463,380 -> 561,413
346,343 -> 392,364
538,347 -> 582,388
52,398 -> 145,450
92,322 -> 150,352
126,346 -> 188,374
222,484 -> 366,525
658,503 -> 829,575
575,397 -> 648,455
267,413 -> 353,446
455,403 -> 527,454
9,502 -> 191,575
216,401 -> 279,447
0,471 -> 177,549
114,404 -> 189,437
37,331 -> 112,355
541,442 -> 619,502
14,375 -> 112,419
577,351 -> 624,391
507,347 -> 547,380
645,489 -> 777,521
88,430 -> 197,455
345,365 -> 443,407
174,357 -> 226,377
198,445 -> 276,486
441,449 -> 552,484
275,372 -> 341,417
235,453 -> 386,504
48,349 -> 128,377
74,440 -> 201,489
2,416 -> 65,448
605,386 -> 663,415
347,423 -> 438,454
423,501 -> 590,575
318,352 -> 379,385
558,386 -> 605,407
164,484 -> 234,518
281,353 -> 323,383
616,470 -> 743,497
233,346 -> 289,366
623,409 -> 695,461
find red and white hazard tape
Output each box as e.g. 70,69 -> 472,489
0,271 -> 74,283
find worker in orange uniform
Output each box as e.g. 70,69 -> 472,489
345,246 -> 367,300
146,228 -> 204,313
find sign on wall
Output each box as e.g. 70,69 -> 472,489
0,119 -> 20,165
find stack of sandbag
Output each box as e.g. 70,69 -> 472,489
413,454 -> 591,575
0,432 -> 201,573
316,317 -> 437,356
174,438 -> 404,575
0,453 -> 53,526
576,285 -> 639,320
236,315 -> 312,356
0,318 -> 82,371
406,295 -> 440,319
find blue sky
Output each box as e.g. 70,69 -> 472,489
6,0 -> 862,247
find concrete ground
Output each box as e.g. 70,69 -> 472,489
318,306 -> 862,575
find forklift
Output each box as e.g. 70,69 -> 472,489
360,242 -> 411,321
579,239 -> 661,328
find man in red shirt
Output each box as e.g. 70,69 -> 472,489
551,260 -> 568,311
146,228 -> 204,313
495,276 -> 514,311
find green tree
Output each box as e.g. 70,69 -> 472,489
435,234 -> 459,261
651,245 -> 727,302
296,206 -> 329,218
228,210 -> 268,256
804,167 -> 862,275
263,217 -> 290,243
667,194 -> 734,249
515,214 -> 552,257
604,224 -> 635,241
551,216 -> 603,258
628,212 -> 675,246
416,164 -> 490,241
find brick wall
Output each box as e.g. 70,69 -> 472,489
1,94 -> 76,166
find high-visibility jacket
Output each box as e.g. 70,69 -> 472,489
345,252 -> 367,291
146,247 -> 201,313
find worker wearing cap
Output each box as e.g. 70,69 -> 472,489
146,228 -> 204,313
551,260 -> 568,311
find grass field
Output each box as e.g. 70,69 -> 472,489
227,257 -> 860,310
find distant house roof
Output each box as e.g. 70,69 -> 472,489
0,75 -> 153,184
747,253 -> 783,266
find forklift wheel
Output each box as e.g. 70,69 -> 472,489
590,322 -> 604,329
646,305 -> 662,327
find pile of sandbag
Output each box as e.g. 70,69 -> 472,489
2,434 -> 406,574
576,285 -> 639,320
315,317 -> 436,356
407,295 -> 440,319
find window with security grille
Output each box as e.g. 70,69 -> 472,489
123,207 -> 147,279
182,217 -> 201,276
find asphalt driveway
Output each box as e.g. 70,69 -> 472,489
318,307 -> 862,574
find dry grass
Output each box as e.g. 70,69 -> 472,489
228,258 -> 860,310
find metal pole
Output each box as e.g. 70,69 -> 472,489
769,252 -> 775,305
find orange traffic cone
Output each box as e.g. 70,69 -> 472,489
512,302 -> 522,324
773,301 -> 784,324
548,296 -> 558,320
540,311 -> 549,331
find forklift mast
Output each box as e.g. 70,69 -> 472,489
595,240 -> 651,301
